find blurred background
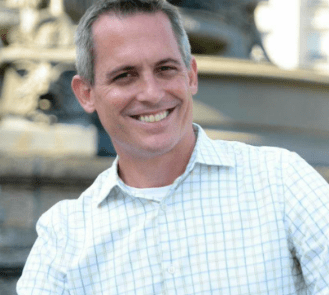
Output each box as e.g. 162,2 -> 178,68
1,0 -> 329,293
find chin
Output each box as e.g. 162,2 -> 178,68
134,138 -> 178,159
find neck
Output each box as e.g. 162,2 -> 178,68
117,129 -> 196,188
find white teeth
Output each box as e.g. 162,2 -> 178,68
138,110 -> 169,123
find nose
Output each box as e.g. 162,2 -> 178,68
135,73 -> 164,104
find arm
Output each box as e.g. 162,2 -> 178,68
283,152 -> 329,294
16,201 -> 70,295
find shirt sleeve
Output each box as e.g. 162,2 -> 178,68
283,151 -> 329,294
16,201 -> 70,295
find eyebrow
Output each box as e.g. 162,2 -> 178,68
106,58 -> 182,81
156,58 -> 181,67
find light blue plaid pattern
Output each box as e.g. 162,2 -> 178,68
17,124 -> 329,294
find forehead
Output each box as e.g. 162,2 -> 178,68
92,11 -> 180,54
91,11 -> 184,76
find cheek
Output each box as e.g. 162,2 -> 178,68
95,90 -> 128,114
165,78 -> 190,99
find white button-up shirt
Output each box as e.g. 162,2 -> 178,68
17,124 -> 329,294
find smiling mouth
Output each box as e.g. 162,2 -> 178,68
131,108 -> 174,123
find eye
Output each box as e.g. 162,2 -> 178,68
157,65 -> 177,77
112,71 -> 137,84
113,72 -> 131,81
160,66 -> 175,72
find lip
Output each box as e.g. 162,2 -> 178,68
129,106 -> 175,118
128,107 -> 176,127
129,107 -> 175,120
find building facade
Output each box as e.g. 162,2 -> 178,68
255,0 -> 329,73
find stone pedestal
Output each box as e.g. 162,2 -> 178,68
0,117 -> 97,156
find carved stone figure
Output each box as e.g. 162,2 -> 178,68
0,0 -> 76,121
0,61 -> 64,122
8,0 -> 75,48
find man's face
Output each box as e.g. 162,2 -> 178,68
85,12 -> 198,159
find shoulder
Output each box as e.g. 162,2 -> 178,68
196,125 -> 293,170
37,165 -> 114,237
212,138 -> 294,168
210,138 -> 322,188
220,140 -> 328,192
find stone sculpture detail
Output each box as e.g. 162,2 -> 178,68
0,0 -> 75,122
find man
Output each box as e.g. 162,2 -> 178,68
17,0 -> 329,294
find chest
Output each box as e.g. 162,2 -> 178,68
65,171 -> 298,294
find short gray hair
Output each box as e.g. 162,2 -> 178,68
75,0 -> 192,85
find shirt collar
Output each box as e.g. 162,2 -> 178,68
93,156 -> 120,207
192,123 -> 235,167
94,123 -> 235,206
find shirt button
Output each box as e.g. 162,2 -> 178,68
161,204 -> 167,211
167,265 -> 176,274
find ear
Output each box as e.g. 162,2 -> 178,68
188,56 -> 198,95
71,75 -> 96,113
